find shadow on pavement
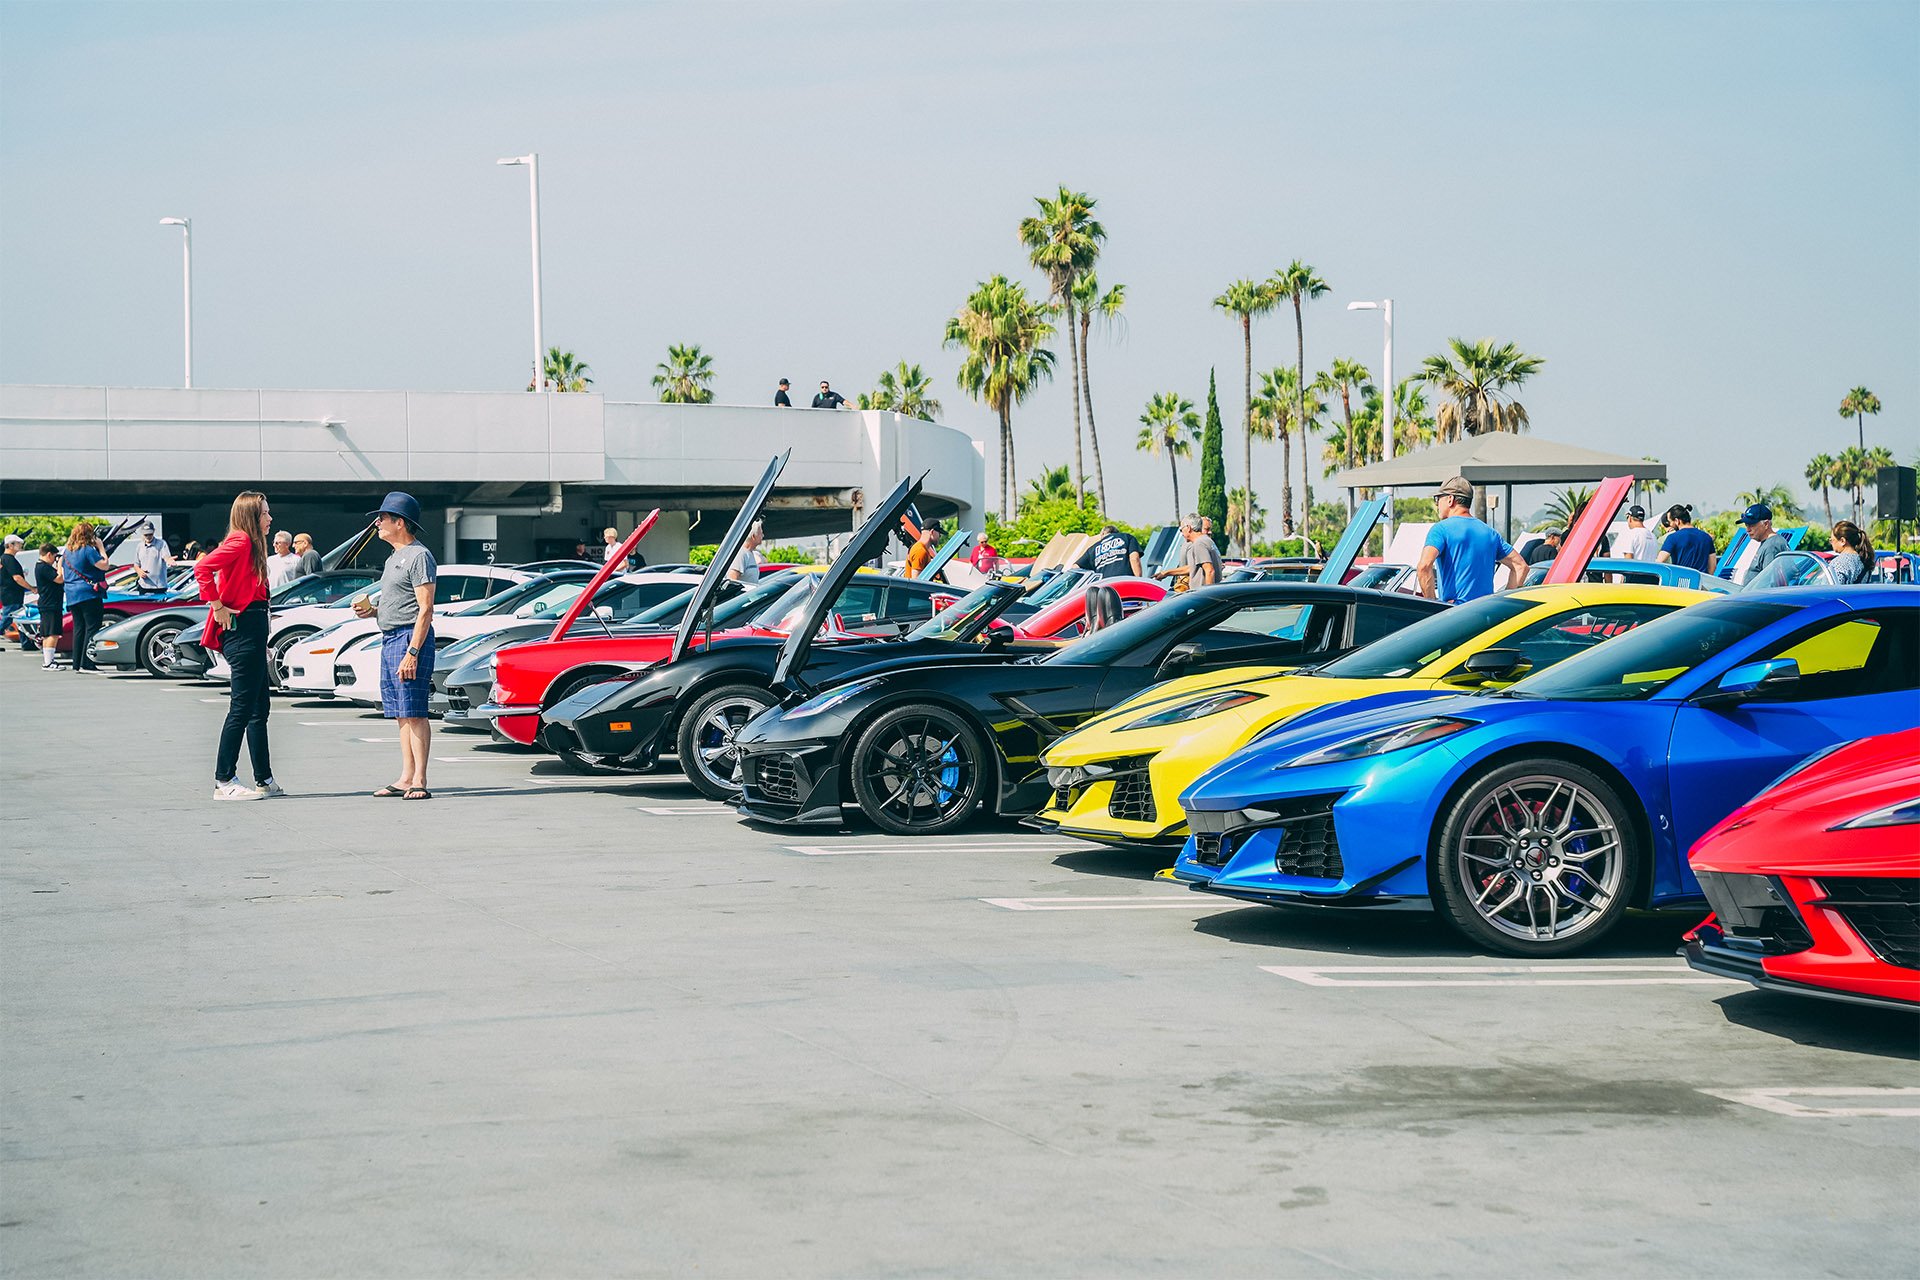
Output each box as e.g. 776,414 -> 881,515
1712,990 -> 1919,1061
1049,845 -> 1175,883
1191,903 -> 1697,960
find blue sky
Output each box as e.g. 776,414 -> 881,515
3,1 -> 1914,524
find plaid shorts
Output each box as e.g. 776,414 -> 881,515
379,628 -> 435,718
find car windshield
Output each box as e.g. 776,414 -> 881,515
1023,569 -> 1085,606
908,583 -> 1018,641
1316,595 -> 1536,679
463,576 -> 582,617
1348,564 -> 1406,590
1046,594 -> 1218,667
1503,598 -> 1797,701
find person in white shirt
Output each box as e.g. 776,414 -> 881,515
265,530 -> 302,588
1614,505 -> 1660,563
727,522 -> 765,584
600,526 -> 622,564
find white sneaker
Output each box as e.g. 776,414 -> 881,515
256,778 -> 286,798
213,780 -> 264,802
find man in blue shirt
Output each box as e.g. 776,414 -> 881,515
1416,476 -> 1527,604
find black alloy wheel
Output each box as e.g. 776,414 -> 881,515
849,704 -> 987,836
1432,758 -> 1643,957
676,684 -> 778,800
140,622 -> 184,676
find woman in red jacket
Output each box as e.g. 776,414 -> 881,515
194,491 -> 281,801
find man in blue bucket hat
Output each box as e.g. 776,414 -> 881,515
354,491 -> 438,798
1738,502 -> 1788,584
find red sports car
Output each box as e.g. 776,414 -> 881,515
1684,727 -> 1920,1010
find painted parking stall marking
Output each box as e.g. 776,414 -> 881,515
1261,963 -> 1743,988
782,837 -> 1093,858
635,805 -> 727,816
982,893 -> 1239,912
1701,1087 -> 1920,1118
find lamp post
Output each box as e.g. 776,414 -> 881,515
159,218 -> 192,387
496,154 -> 545,390
1348,298 -> 1394,543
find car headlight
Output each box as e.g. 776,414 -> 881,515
1122,689 -> 1262,731
786,676 -> 881,720
1830,798 -> 1920,830
1283,716 -> 1472,768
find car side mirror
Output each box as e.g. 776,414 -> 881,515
983,628 -> 1014,648
1460,647 -> 1528,682
1159,641 -> 1204,673
1698,658 -> 1800,707
593,605 -> 613,620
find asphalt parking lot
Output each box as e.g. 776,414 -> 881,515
3,661 -> 1916,1277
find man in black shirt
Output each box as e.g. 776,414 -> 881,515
811,381 -> 847,409
33,544 -> 63,667
774,379 -> 792,407
1075,523 -> 1144,579
1,535 -> 30,650
1524,528 -> 1563,566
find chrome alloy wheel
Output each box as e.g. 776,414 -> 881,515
1453,775 -> 1625,944
689,695 -> 765,789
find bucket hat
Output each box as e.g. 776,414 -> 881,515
368,491 -> 423,532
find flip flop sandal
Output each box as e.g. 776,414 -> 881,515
373,785 -> 407,797
403,788 -> 433,800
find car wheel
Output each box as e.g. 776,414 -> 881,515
268,627 -> 315,688
676,684 -> 777,800
848,704 -> 987,836
140,622 -> 184,676
1432,759 -> 1642,957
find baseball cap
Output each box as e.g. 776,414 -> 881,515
1738,503 -> 1772,525
1626,505 -> 1645,519
1436,476 -> 1474,503
3,534 -> 21,547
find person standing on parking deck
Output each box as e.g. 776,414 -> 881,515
61,522 -> 109,672
195,492 -> 281,800
293,532 -> 322,579
774,378 -> 793,407
356,492 -> 437,801
1657,504 -> 1715,574
33,544 -> 64,668
1416,476 -> 1527,604
1,535 -> 29,651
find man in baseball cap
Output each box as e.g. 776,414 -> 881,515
1417,476 -> 1527,604
0,534 -> 29,648
1616,504 -> 1659,563
1737,503 -> 1788,583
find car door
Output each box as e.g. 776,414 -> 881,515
1177,601 -> 1351,671
1666,606 -> 1920,876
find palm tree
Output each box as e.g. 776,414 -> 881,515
1838,386 -> 1882,450
945,275 -> 1057,518
1636,457 -> 1669,511
1319,358 -> 1373,515
1251,367 -> 1326,539
1418,338 -> 1545,443
1270,261 -> 1330,538
1226,487 -> 1266,553
1389,377 -> 1438,456
1019,188 -> 1104,503
858,361 -> 943,420
1805,453 -> 1837,527
1213,279 -> 1279,526
1072,272 -> 1125,512
1538,486 -> 1596,531
1025,463 -> 1077,507
530,347 -> 593,393
1137,391 -> 1200,522
1735,484 -> 1802,521
1833,446 -> 1896,523
652,343 -> 715,404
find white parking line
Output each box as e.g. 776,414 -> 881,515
1701,1087 -> 1920,1118
1260,963 -> 1742,988
297,719 -> 372,725
982,894 -> 1236,911
785,841 -> 1089,857
636,805 -> 723,815
354,736 -> 400,743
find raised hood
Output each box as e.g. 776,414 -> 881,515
1315,496 -> 1389,585
548,509 -> 661,642
772,472 -> 923,689
670,451 -> 792,664
1544,475 -> 1632,585
920,528 -> 970,580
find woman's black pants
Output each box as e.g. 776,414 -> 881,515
69,598 -> 104,670
215,603 -> 273,785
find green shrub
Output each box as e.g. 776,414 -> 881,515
0,515 -> 109,550
983,498 -> 1154,554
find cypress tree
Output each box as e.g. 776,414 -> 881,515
1197,369 -> 1229,541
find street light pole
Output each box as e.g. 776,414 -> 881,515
496,154 -> 545,390
160,218 -> 192,387
1348,298 -> 1395,544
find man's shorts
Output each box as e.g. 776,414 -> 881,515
379,627 -> 436,719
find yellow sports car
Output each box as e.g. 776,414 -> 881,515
1031,584 -> 1714,847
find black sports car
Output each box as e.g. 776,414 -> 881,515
728,581 -> 1448,834
538,473 -> 1037,797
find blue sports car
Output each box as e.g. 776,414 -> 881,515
1172,587 -> 1919,956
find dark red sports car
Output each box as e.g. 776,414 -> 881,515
1684,727 -> 1920,1010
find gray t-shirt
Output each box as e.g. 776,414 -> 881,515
1179,534 -> 1224,587
1744,531 -> 1789,582
296,548 -> 322,577
730,546 -> 762,584
377,542 -> 437,631
135,539 -> 172,589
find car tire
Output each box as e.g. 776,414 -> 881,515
1432,758 -> 1643,957
676,683 -> 777,800
848,704 -> 988,836
140,621 -> 185,677
268,627 -> 315,689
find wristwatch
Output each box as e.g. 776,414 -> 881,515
406,645 -> 420,657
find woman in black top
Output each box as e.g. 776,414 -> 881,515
33,544 -> 64,669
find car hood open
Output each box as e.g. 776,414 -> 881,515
771,472 -> 923,690
671,451 -> 790,664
